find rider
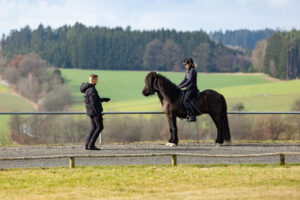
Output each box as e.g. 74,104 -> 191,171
178,58 -> 198,122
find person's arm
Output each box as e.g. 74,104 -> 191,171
178,75 -> 187,88
178,69 -> 196,88
100,98 -> 111,102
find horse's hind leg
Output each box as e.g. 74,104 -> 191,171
209,114 -> 224,145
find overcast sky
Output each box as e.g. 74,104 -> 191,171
0,0 -> 299,35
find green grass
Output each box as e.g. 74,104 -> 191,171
0,93 -> 36,111
0,115 -> 11,145
1,164 -> 300,200
218,79 -> 300,111
61,69 -> 271,102
61,69 -> 300,111
60,69 -> 275,111
0,84 -> 9,92
218,79 -> 300,98
0,85 -> 36,146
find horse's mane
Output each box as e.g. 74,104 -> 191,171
156,73 -> 181,101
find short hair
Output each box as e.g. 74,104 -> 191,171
90,74 -> 98,80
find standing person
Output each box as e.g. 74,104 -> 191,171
178,58 -> 199,122
80,74 -> 110,150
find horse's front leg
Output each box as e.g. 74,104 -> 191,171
166,115 -> 178,147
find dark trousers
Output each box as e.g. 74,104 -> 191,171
183,89 -> 198,115
86,115 -> 103,147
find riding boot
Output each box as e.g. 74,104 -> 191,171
186,103 -> 197,122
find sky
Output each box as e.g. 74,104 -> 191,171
0,0 -> 299,35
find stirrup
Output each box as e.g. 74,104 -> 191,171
187,115 -> 197,122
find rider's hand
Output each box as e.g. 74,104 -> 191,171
103,98 -> 111,102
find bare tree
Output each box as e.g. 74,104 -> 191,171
269,60 -> 277,77
2,67 -> 21,85
252,40 -> 267,72
143,39 -> 165,71
39,84 -> 73,111
193,42 -> 211,72
17,74 -> 41,102
162,39 -> 183,71
0,44 -> 6,71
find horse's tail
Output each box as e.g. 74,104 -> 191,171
221,95 -> 231,142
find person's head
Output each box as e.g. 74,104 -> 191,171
183,58 -> 195,70
89,74 -> 98,85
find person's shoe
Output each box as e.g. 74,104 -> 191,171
85,145 -> 89,150
89,146 -> 101,151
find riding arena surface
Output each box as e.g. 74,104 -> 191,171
1,142 -> 300,169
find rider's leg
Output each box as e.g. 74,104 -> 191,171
183,90 -> 197,122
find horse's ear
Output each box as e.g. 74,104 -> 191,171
148,71 -> 157,78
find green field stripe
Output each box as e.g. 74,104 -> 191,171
217,79 -> 300,98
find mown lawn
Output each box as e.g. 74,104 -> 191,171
1,164 -> 300,200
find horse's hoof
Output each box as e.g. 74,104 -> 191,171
223,141 -> 232,146
215,143 -> 221,147
166,143 -> 177,147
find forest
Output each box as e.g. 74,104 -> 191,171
209,29 -> 275,50
2,24 -> 300,79
1,23 -> 251,72
252,30 -> 300,79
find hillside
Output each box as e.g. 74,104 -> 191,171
0,82 -> 36,145
59,69 -> 299,112
218,79 -> 300,111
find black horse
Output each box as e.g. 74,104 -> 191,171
142,72 -> 231,146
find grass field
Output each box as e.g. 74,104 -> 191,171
218,79 -> 300,111
1,70 -> 300,145
0,84 -> 36,145
1,164 -> 300,200
60,69 -> 300,111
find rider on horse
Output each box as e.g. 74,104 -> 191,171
178,58 -> 199,122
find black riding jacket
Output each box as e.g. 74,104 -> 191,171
178,68 -> 198,90
80,83 -> 106,117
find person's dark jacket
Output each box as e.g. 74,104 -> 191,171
80,83 -> 110,117
178,68 -> 198,90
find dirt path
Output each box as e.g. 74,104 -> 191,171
1,143 -> 300,169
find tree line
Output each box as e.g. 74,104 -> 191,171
209,29 -> 275,50
252,30 -> 300,79
1,23 -> 251,72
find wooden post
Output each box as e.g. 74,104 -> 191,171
280,154 -> 285,165
69,157 -> 75,168
172,155 -> 177,166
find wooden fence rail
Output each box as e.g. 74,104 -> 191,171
1,152 -> 300,168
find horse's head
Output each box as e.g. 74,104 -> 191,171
142,72 -> 158,96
